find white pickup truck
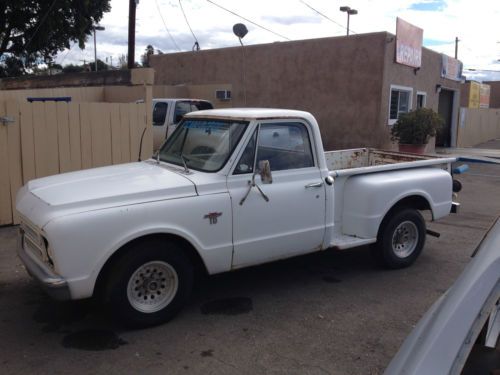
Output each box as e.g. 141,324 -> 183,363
16,108 -> 459,327
152,98 -> 213,150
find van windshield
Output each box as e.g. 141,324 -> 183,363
159,118 -> 248,172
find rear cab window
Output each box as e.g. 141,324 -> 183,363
174,101 -> 214,124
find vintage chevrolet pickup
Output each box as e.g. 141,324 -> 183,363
16,108 -> 459,327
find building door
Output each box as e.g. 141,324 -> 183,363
436,89 -> 454,147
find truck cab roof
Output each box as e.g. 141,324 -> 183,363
186,108 -> 316,122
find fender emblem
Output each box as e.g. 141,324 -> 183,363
204,212 -> 222,225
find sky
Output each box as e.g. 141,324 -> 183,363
55,0 -> 500,82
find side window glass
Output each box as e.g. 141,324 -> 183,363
174,101 -> 192,123
153,102 -> 168,126
256,123 -> 314,171
233,128 -> 257,175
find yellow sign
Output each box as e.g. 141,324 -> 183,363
468,81 -> 480,108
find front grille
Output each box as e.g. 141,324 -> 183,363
19,215 -> 46,262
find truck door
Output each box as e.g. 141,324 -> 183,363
227,120 -> 326,268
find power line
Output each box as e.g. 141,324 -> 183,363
464,68 -> 500,73
24,0 -> 59,51
179,0 -> 200,51
206,0 -> 291,41
299,0 -> 355,35
155,0 -> 182,51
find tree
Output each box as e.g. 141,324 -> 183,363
0,56 -> 24,78
0,0 -> 111,77
62,64 -> 85,73
95,59 -> 109,71
141,45 -> 155,67
118,54 -> 128,69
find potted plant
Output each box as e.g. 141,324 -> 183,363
390,108 -> 444,154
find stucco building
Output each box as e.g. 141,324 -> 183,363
150,31 -> 462,151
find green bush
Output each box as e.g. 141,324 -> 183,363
391,108 -> 444,145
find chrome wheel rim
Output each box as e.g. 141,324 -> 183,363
391,221 -> 418,258
127,261 -> 179,313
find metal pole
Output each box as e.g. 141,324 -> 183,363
347,13 -> 350,36
94,28 -> 98,72
128,0 -> 137,69
455,37 -> 459,59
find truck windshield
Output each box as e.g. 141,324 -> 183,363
159,118 -> 248,172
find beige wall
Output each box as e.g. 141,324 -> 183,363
457,108 -> 500,147
485,81 -> 500,109
103,84 -> 232,108
150,33 -> 388,151
0,86 -> 104,102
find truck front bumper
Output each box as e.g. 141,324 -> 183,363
17,231 -> 71,300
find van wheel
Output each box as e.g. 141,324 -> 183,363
104,239 -> 194,328
372,208 -> 426,269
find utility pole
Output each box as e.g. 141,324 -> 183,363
128,0 -> 137,69
455,37 -> 459,59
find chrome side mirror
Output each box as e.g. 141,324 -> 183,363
258,160 -> 273,184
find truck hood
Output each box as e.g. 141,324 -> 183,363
25,162 -> 197,208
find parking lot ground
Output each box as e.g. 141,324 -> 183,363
1,162 -> 499,375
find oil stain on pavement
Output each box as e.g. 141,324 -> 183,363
62,329 -> 127,351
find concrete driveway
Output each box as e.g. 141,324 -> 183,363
1,162 -> 499,375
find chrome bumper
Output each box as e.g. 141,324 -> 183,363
451,201 -> 460,214
17,232 -> 71,300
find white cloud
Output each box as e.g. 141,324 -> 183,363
55,0 -> 500,80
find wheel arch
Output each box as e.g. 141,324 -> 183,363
93,233 -> 208,299
378,194 -> 432,238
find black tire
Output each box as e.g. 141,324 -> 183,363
372,208 -> 426,269
103,238 -> 194,328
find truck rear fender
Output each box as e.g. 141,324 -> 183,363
341,168 -> 452,239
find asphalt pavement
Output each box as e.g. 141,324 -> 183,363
0,162 -> 499,375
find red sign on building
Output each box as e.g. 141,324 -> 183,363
396,18 -> 423,68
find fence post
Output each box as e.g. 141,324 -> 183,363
0,100 -> 13,225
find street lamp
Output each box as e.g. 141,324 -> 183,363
93,25 -> 105,72
339,6 -> 358,36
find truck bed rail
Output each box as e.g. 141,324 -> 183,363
325,148 -> 457,177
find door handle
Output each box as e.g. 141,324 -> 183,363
305,182 -> 323,188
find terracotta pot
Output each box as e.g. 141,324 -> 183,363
398,144 -> 427,154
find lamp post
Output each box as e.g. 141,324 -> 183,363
93,25 -> 105,72
339,6 -> 358,36
233,23 -> 248,106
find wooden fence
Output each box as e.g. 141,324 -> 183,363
0,100 -> 152,226
457,108 -> 500,148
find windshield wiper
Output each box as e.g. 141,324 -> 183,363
180,154 -> 190,173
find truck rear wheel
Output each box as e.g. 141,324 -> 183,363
373,208 -> 426,269
104,238 -> 194,328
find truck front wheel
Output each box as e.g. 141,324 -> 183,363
104,239 -> 194,328
373,208 -> 426,269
